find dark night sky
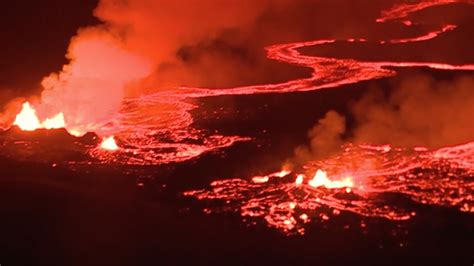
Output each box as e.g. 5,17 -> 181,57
0,0 -> 99,96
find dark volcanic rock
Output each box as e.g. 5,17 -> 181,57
0,126 -> 99,163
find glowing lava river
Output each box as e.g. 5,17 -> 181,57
2,0 -> 474,235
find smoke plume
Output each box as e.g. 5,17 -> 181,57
351,74 -> 474,148
298,74 -> 474,161
294,111 -> 346,161
3,0 -> 391,134
36,27 -> 151,135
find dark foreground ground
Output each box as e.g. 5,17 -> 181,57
0,69 -> 473,266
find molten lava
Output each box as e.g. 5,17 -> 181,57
4,0 -> 474,236
184,0 -> 474,234
7,0 -> 474,167
12,102 -> 120,151
13,102 -> 66,131
13,102 -> 41,131
307,169 -> 354,189
185,143 -> 473,234
100,136 -> 119,151
42,113 -> 66,130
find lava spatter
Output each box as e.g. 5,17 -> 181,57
185,143 -> 473,234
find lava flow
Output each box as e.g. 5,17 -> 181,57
6,0 -> 474,166
184,0 -> 474,234
3,0 -> 474,234
185,143 -> 474,234
100,136 -> 119,151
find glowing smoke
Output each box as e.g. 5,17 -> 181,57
299,74 -> 474,161
2,0 -> 474,141
351,74 -> 474,148
92,0 -> 396,90
294,110 -> 346,161
37,28 -> 151,136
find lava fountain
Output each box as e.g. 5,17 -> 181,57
100,136 -> 119,151
307,169 -> 354,190
13,102 -> 65,131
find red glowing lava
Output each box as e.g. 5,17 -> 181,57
184,0 -> 474,234
100,136 -> 119,151
307,169 -> 354,189
89,0 -> 474,165
2,0 -> 473,236
11,102 -> 119,150
185,142 -> 473,234
13,102 -> 65,131
7,0 -> 474,167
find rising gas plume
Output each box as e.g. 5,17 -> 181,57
38,28 -> 151,136
351,74 -> 474,148
294,110 -> 346,161
298,73 -> 474,161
